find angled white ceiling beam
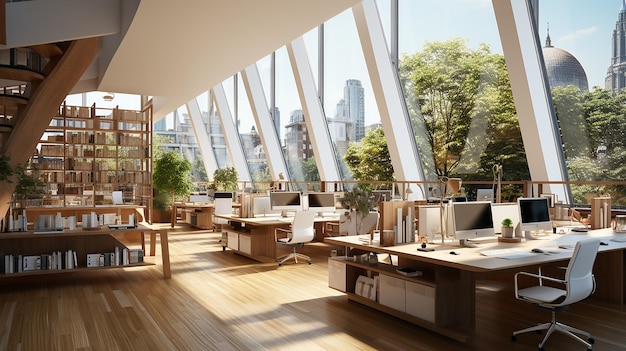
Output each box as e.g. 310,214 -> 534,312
352,0 -> 426,198
492,0 -> 570,202
211,84 -> 252,184
287,37 -> 341,182
241,64 -> 290,181
185,99 -> 219,181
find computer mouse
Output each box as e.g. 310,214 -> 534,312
531,248 -> 544,253
600,241 -> 609,246
449,251 -> 459,255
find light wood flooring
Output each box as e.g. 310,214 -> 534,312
1,225 -> 626,350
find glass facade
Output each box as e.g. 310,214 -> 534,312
141,0 -> 626,206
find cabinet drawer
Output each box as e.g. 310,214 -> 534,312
379,274 -> 405,312
227,232 -> 239,250
328,259 -> 347,292
405,281 -> 435,323
239,235 -> 251,255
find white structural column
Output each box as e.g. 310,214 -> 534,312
352,0 -> 426,199
492,0 -> 570,202
184,98 -> 219,181
211,84 -> 252,184
286,37 -> 341,182
240,64 -> 290,181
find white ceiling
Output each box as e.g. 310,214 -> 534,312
96,0 -> 361,119
4,0 -> 359,119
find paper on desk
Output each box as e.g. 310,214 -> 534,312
496,252 -> 536,260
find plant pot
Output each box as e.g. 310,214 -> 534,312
501,226 -> 514,238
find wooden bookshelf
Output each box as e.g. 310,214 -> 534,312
29,103 -> 152,209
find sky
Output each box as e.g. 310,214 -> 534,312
66,0 -> 623,137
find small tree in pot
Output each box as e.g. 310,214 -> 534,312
152,151 -> 194,222
501,218 -> 514,238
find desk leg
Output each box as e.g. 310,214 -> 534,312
159,229 -> 171,279
149,232 -> 156,256
171,205 -> 177,227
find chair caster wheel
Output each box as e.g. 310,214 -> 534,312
588,337 -> 595,344
538,347 -> 545,351
308,261 -> 312,265
511,335 -> 516,342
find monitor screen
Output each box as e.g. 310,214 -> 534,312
307,192 -> 336,213
214,192 -> 233,199
518,197 -> 552,233
476,188 -> 494,202
452,201 -> 495,245
270,191 -> 302,212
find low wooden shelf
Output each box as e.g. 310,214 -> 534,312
0,223 -> 170,279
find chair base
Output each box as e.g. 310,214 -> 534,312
277,249 -> 312,266
512,315 -> 594,350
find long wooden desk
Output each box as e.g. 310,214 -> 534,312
216,214 -> 339,263
171,203 -> 214,229
0,223 -> 170,279
324,228 -> 626,342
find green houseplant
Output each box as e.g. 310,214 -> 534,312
339,186 -> 375,235
501,218 -> 514,238
152,151 -> 194,222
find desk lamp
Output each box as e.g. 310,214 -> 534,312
438,177 -> 462,243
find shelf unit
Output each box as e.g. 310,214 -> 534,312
0,230 -> 150,277
28,103 -> 152,209
328,256 -> 468,342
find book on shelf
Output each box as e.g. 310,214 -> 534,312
396,267 -> 423,277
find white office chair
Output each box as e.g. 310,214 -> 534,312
213,197 -> 232,231
274,210 -> 316,265
512,238 -> 600,351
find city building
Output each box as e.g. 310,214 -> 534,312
606,0 -> 626,94
542,31 -> 589,92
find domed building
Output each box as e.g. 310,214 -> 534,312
542,31 -> 589,92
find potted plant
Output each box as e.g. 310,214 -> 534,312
339,186 -> 375,236
152,151 -> 194,223
501,218 -> 514,238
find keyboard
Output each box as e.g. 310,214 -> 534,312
479,248 -> 522,257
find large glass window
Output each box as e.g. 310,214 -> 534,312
538,1 -> 626,206
397,0 -> 524,200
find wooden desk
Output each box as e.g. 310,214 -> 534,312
171,203 -> 214,229
325,228 -> 626,342
0,223 -> 170,279
217,214 -> 339,263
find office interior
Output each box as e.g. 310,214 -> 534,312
2,1 -> 626,350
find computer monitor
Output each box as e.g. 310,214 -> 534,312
451,201 -> 495,247
517,197 -> 552,237
307,192 -> 336,215
214,191 -> 233,199
476,188 -> 494,202
270,191 -> 302,216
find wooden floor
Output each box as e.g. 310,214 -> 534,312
2,225 -> 626,350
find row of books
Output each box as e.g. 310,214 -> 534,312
4,250 -> 77,274
86,247 -> 144,268
2,247 -> 144,274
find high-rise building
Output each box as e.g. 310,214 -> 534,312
343,79 -> 365,141
606,0 -> 626,95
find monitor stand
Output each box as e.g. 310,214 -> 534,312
459,239 -> 481,248
281,210 -> 288,218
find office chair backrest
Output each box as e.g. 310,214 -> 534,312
288,210 -> 316,244
214,197 -> 232,216
563,239 -> 601,305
